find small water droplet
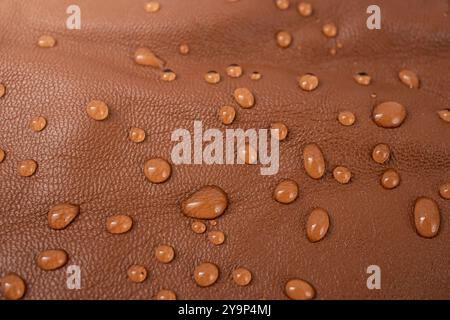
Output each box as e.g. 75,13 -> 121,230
144,1 -> 160,13
337,111 -> 356,126
144,158 -> 172,183
179,44 -> 189,55
38,35 -> 56,48
276,31 -> 292,48
155,290 -> 176,300
226,64 -> 243,78
182,186 -> 228,220
237,143 -> 257,164
285,279 -> 315,300
372,143 -> 390,164
233,88 -> 255,108
381,169 -> 400,189
250,72 -> 262,80
161,69 -> 176,82
437,109 -> 450,122
271,122 -> 288,140
297,2 -> 313,16
298,74 -> 319,91
209,220 -> 217,226
127,265 -> 147,283
17,159 -> 37,177
398,69 -> 419,89
333,166 -> 351,184
336,40 -> 343,48
204,71 -> 221,84
353,72 -> 371,86
48,203 -> 79,230
207,231 -> 225,245
273,179 -> 298,204
414,197 -> 440,238
106,215 -> 133,234
303,144 -> 325,179
129,127 -> 146,143
219,105 -> 236,125
275,0 -> 290,10
155,245 -> 175,263
322,23 -> 337,38
373,101 -> 407,128
0,83 -> 5,97
329,47 -> 337,56
439,183 -> 450,199
306,208 -> 330,242
86,100 -> 108,121
232,268 -> 252,286
29,116 -> 47,132
0,273 -> 26,300
194,262 -> 219,287
134,47 -> 164,68
191,221 -> 207,234
37,249 -> 68,271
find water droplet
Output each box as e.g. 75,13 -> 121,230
0,83 -> 5,97
285,279 -> 315,300
372,144 -> 390,164
179,44 -> 189,55
182,186 -> 228,220
232,268 -> 252,286
37,249 -> 68,271
297,2 -> 313,16
129,127 -> 146,143
194,262 -> 219,287
0,148 -> 5,163
127,265 -> 148,283
329,47 -> 337,56
298,74 -> 319,91
134,47 -> 164,68
371,93 -> 377,98
250,72 -> 262,80
207,231 -> 225,245
381,169 -> 400,189
398,69 -> 419,89
0,273 -> 26,300
336,40 -> 343,48
414,197 -> 440,238
17,159 -> 37,177
337,111 -> 356,126
233,88 -> 255,108
273,179 -> 298,204
155,245 -> 175,263
437,109 -> 450,122
86,100 -> 109,121
191,221 -> 207,234
219,106 -> 236,125
106,215 -> 133,234
155,290 -> 176,300
439,183 -> 450,199
275,0 -> 290,10
306,208 -> 330,243
204,71 -> 221,84
144,158 -> 172,183
48,203 -> 79,230
29,116 -> 47,132
353,72 -> 371,86
209,220 -> 217,226
276,31 -> 292,48
373,101 -> 407,128
333,166 -> 351,184
271,123 -> 288,141
161,69 -> 176,82
38,35 -> 56,48
144,1 -> 160,13
226,64 -> 243,78
322,23 -> 337,38
237,143 -> 257,164
303,144 -> 325,179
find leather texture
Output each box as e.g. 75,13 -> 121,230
0,0 -> 449,299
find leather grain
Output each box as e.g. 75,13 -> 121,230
0,0 -> 449,299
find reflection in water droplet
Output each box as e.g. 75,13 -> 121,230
373,101 -> 407,128
144,158 -> 172,183
414,197 -> 440,238
127,265 -> 148,283
155,245 -> 175,263
298,74 -> 319,91
129,127 -> 146,143
208,231 -> 225,245
182,186 -> 228,220
285,279 -> 315,300
273,179 -> 298,204
106,215 -> 133,234
232,268 -> 252,286
194,262 -> 219,287
276,31 -> 292,48
38,35 -> 56,48
372,144 -> 390,164
204,71 -> 221,84
17,159 -> 37,177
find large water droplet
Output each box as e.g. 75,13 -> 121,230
182,186 -> 228,220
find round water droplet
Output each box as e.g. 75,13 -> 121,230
194,262 -> 219,287
298,74 -> 319,91
106,215 -> 133,234
17,159 -> 37,177
303,143 -> 325,179
209,220 -> 217,226
161,69 -> 176,82
250,72 -> 262,80
353,72 -> 371,86
297,2 -> 313,16
155,245 -> 175,263
144,158 -> 172,183
276,31 -> 292,48
275,0 -> 290,10
0,83 -> 5,97
179,44 -> 189,55
414,197 -> 440,238
237,143 -> 257,164
322,23 -> 337,37
439,183 -> 450,199
233,88 -> 255,108
273,179 -> 298,204
333,166 -> 351,184
372,144 -> 390,164
182,186 -> 228,220
129,127 -> 146,143
306,208 -> 330,242
338,111 -> 356,126
226,64 -> 243,78
219,106 -> 236,125
437,110 -> 450,122
155,290 -> 176,300
38,35 -> 56,48
207,231 -> 225,245
134,47 -> 164,68
285,279 -> 315,300
127,265 -> 147,283
271,122 -> 288,141
86,100 -> 108,121
37,249 -> 68,271
29,116 -> 47,132
48,203 -> 79,230
373,101 -> 407,128
144,1 -> 160,13
381,169 -> 400,189
191,221 -> 207,234
232,268 -> 252,286
204,71 -> 221,84
398,69 -> 419,89
0,148 -> 5,163
0,273 -> 26,300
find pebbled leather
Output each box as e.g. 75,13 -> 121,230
0,0 -> 449,299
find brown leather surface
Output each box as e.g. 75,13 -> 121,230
0,0 -> 449,299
